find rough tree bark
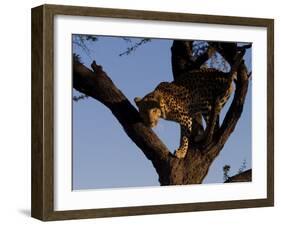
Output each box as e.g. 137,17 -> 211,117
73,40 -> 251,185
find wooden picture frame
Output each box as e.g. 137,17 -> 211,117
31,4 -> 274,221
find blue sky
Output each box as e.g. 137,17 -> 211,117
72,35 -> 252,190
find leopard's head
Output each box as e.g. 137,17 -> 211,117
134,95 -> 162,128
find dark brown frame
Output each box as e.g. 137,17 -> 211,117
31,4 -> 274,221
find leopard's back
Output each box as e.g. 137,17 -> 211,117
156,68 -> 233,116
177,69 -> 232,103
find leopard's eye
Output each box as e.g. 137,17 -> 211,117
152,108 -> 158,113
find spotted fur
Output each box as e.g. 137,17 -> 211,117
134,68 -> 234,159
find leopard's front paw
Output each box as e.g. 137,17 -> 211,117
174,148 -> 187,159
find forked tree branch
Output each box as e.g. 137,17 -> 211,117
207,50 -> 250,158
73,60 -> 172,176
202,49 -> 247,149
171,41 -> 250,160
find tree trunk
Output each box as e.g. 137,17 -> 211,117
158,148 -> 214,185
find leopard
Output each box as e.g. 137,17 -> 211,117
134,68 -> 235,159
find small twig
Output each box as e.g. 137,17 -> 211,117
119,38 -> 151,56
248,71 -> 252,79
122,37 -> 132,43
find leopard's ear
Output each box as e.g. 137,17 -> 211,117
134,97 -> 142,107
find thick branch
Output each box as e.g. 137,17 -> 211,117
220,63 -> 248,137
171,40 -> 215,80
73,60 -> 172,175
171,40 -> 194,81
207,61 -> 249,158
225,169 -> 252,183
198,49 -> 246,151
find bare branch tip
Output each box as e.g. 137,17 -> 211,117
91,60 -> 103,72
248,71 -> 252,78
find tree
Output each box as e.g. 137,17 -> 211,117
73,39 -> 252,185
